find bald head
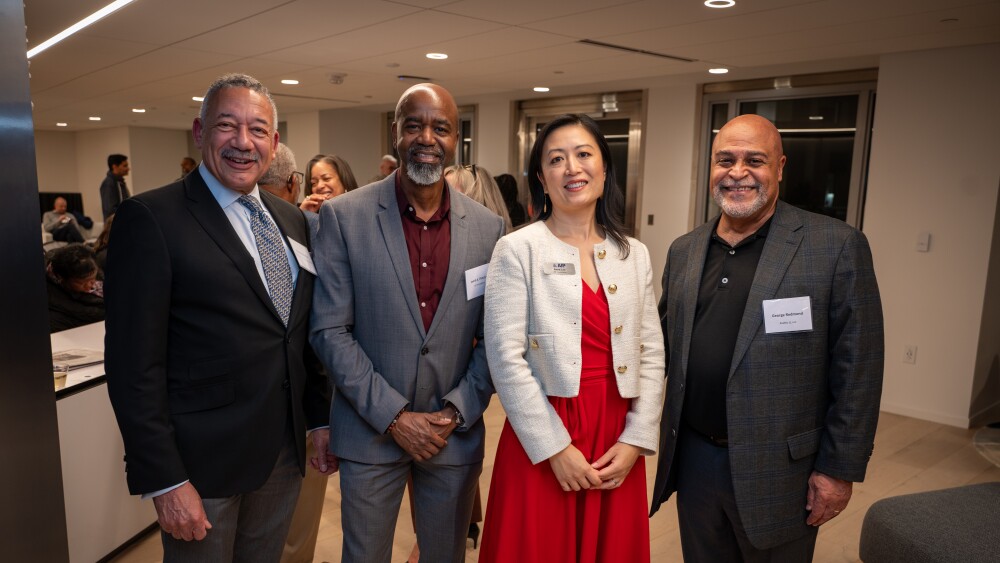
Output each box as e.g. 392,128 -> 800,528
392,83 -> 459,187
713,114 -> 783,157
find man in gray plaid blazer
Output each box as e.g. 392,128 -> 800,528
650,114 -> 884,562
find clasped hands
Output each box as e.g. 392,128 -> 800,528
390,406 -> 459,461
549,442 -> 641,492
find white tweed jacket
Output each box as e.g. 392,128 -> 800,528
484,221 -> 666,464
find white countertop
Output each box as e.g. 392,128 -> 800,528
52,321 -> 106,391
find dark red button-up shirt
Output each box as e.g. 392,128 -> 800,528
395,175 -> 451,332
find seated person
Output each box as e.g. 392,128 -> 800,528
42,197 -> 85,242
46,244 -> 104,333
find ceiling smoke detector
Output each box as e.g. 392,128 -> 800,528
328,73 -> 347,85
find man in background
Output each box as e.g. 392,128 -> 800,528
651,114 -> 884,562
369,153 -> 398,184
179,156 -> 198,180
258,144 -> 301,206
100,153 -> 130,219
42,196 -> 85,242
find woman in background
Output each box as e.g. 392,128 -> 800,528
480,114 -> 665,563
47,243 -> 105,333
494,173 -> 527,228
301,154 -> 359,213
444,164 -> 513,232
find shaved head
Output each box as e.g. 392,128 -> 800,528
710,113 -> 787,228
713,114 -> 784,157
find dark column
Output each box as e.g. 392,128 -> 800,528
0,0 -> 70,560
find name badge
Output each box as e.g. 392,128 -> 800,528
288,238 -> 317,275
465,263 -> 489,300
762,296 -> 813,333
542,262 -> 576,275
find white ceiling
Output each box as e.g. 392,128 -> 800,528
24,0 -> 1000,131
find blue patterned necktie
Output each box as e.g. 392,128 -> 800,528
237,195 -> 293,326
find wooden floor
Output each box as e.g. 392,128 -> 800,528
111,406 -> 1000,563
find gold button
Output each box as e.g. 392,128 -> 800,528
640,343 -> 645,351
597,249 -> 607,259
530,339 -> 539,349
608,284 -> 617,294
614,325 -> 623,334
617,365 -> 627,374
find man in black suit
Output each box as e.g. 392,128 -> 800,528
100,153 -> 130,219
105,73 -> 334,562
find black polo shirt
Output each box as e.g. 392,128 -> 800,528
682,217 -> 772,440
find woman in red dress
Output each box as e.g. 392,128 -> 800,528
481,114 -> 666,562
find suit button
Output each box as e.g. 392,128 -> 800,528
282,379 -> 290,389
530,339 -> 539,349
672,428 -> 677,437
614,325 -> 623,334
617,365 -> 627,374
421,347 -> 429,355
597,249 -> 607,259
608,284 -> 617,294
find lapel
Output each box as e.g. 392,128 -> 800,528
376,180 -> 426,338
679,221 -> 713,384
728,201 -> 804,380
183,172 -> 283,326
261,191 -> 310,329
425,187 -> 468,343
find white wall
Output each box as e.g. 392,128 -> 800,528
283,110 -> 321,174
865,43 -> 1000,427
473,95 -> 513,177
318,108 -> 382,185
128,127 -> 190,194
34,130 -> 79,201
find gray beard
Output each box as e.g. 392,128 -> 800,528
406,162 -> 443,186
712,184 -> 769,219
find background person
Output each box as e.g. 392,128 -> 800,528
46,243 -> 104,333
301,154 -> 359,213
444,164 -> 512,232
100,153 -> 130,219
480,114 -> 665,563
650,114 -> 884,562
42,196 -> 85,243
494,173 -> 526,228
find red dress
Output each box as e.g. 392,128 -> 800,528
480,283 -> 650,563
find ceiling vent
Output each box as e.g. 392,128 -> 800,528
577,39 -> 696,63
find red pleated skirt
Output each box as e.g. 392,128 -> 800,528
479,284 -> 650,563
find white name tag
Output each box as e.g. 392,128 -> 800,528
543,262 -> 576,275
762,296 -> 813,333
288,238 -> 317,275
465,263 -> 488,300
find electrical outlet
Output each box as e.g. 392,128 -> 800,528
903,345 -> 917,364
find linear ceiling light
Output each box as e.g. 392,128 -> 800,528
27,0 -> 138,59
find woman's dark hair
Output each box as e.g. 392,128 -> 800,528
527,113 -> 630,257
94,213 -> 114,253
304,154 -> 360,196
494,173 -> 519,206
49,244 -> 97,281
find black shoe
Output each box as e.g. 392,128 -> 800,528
468,522 -> 480,549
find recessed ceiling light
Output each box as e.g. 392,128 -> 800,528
281,79 -> 299,85
704,0 -> 736,8
27,0 -> 137,59
89,116 -> 101,121
132,108 -> 145,113
533,87 -> 550,93
426,53 -> 448,60
56,122 -> 68,127
192,96 -> 204,102
809,115 -> 824,121
708,68 -> 729,74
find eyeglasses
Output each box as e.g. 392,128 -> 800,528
289,171 -> 305,186
463,164 -> 478,177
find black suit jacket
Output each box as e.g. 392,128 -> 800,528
104,169 -> 329,498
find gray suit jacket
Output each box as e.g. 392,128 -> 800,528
309,175 -> 505,465
650,201 -> 884,549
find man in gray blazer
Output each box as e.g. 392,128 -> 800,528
310,83 -> 504,563
650,114 -> 884,561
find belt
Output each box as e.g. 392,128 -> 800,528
686,424 -> 728,448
